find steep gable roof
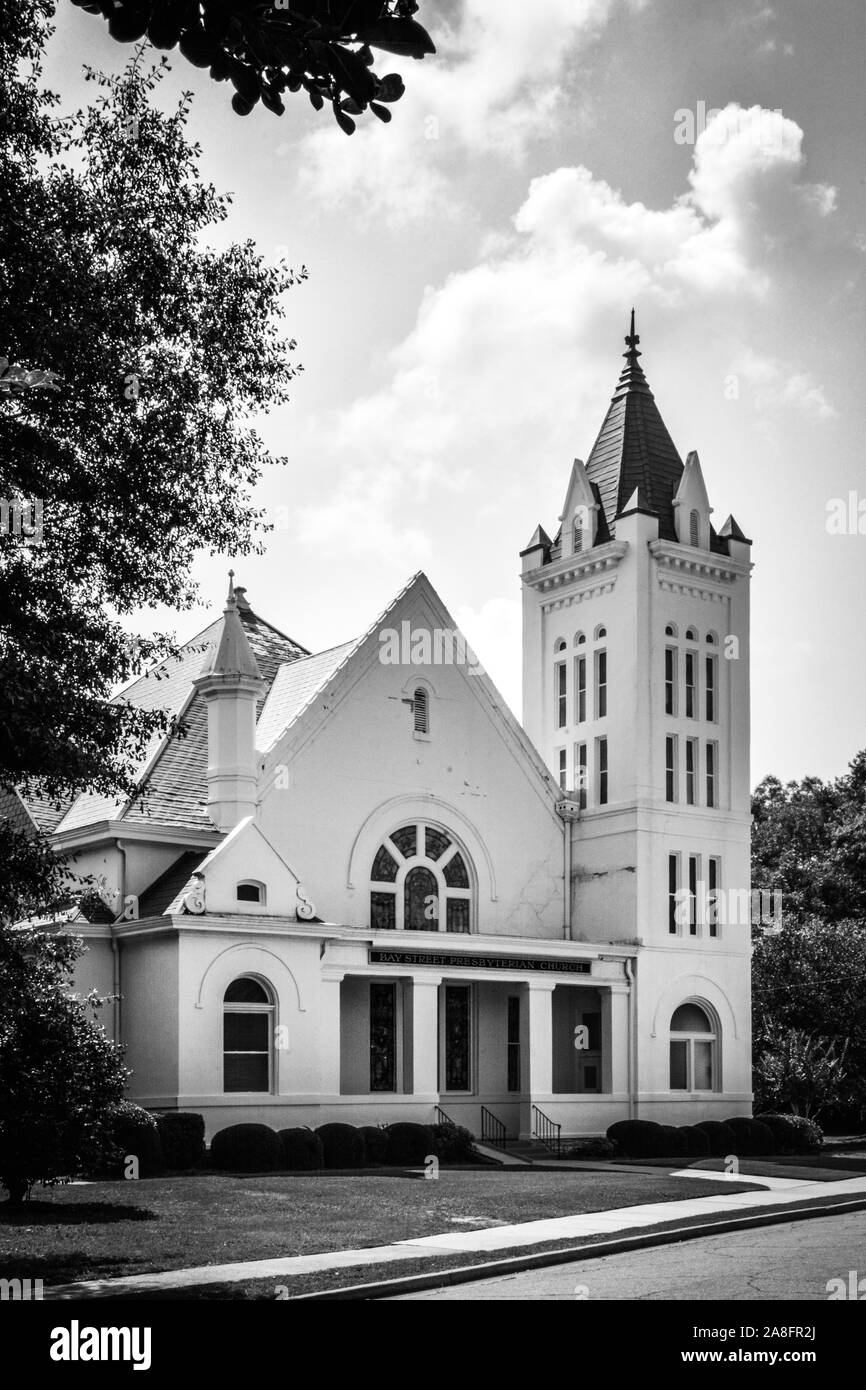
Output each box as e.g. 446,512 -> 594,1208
260,572 -> 562,820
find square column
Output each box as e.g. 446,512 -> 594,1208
404,975 -> 442,1097
526,980 -> 557,1095
602,982 -> 630,1095
319,973 -> 344,1096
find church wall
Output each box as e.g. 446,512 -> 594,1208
258,590 -> 565,942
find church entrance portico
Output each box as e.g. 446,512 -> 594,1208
328,954 -> 633,1140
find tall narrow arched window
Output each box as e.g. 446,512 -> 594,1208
572,514 -> 583,553
689,509 -> 700,547
670,1002 -> 717,1092
223,977 -> 274,1093
370,823 -> 473,933
413,687 -> 429,735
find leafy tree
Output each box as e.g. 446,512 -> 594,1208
69,0 -> 436,130
1,3 -> 304,921
752,917 -> 866,1121
751,754 -> 866,922
753,1025 -> 849,1121
0,927 -> 128,1205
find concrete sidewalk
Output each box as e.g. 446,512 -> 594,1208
44,1172 -> 866,1300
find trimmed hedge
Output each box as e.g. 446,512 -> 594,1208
104,1101 -> 162,1177
358,1126 -> 389,1166
679,1125 -> 711,1158
316,1123 -> 366,1169
657,1124 -> 689,1157
606,1120 -> 662,1158
722,1116 -> 775,1156
695,1120 -> 738,1158
562,1137 -> 617,1160
755,1113 -> 822,1154
210,1124 -> 283,1173
385,1122 -> 436,1166
155,1112 -> 205,1170
278,1128 -> 324,1171
431,1123 -> 475,1165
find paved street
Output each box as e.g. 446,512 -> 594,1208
387,1210 -> 866,1300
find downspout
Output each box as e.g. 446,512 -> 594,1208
113,839 -> 126,1045
624,956 -> 637,1119
563,816 -> 572,940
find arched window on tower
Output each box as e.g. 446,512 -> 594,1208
689,509 -> 700,547
670,1001 -> 717,1092
572,513 -> 583,554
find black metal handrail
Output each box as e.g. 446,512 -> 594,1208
532,1104 -> 561,1157
434,1105 -> 457,1128
481,1105 -> 508,1150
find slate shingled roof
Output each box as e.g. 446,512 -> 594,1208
256,640 -> 359,754
585,317 -> 684,542
37,595 -> 310,839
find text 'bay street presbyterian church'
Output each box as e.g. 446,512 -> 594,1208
13,316 -> 754,1141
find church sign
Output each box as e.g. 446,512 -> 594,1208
369,949 -> 591,975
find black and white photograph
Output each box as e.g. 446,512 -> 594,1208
1,0 -> 865,1365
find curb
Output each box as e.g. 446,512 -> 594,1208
283,1194 -> 866,1301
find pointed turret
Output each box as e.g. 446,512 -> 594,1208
199,572 -> 263,682
193,572 -> 266,833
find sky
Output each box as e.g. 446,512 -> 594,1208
44,0 -> 866,788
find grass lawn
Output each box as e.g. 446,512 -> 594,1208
0,1167 -> 765,1287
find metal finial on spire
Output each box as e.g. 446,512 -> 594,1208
625,307 -> 640,357
226,569 -> 236,606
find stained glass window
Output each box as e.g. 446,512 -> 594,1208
443,852 -> 469,888
405,866 -> 438,930
444,986 -> 471,1091
372,845 -> 399,882
370,983 -> 396,1092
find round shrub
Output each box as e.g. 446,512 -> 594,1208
695,1120 -> 738,1158
655,1125 -> 689,1157
385,1122 -> 436,1166
210,1124 -> 283,1173
155,1112 -> 205,1170
316,1123 -> 366,1169
278,1127 -> 324,1171
606,1120 -> 662,1158
756,1113 -> 822,1154
358,1126 -> 389,1166
103,1101 -> 162,1177
679,1125 -> 711,1159
432,1123 -> 475,1165
723,1116 -> 775,1156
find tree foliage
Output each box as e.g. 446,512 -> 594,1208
1,3 -> 304,922
752,752 -> 866,922
70,0 -> 436,130
0,928 -> 128,1204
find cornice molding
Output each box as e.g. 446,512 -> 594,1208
523,541 -> 628,596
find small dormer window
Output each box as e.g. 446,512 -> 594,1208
689,509 -> 700,547
572,515 -> 583,553
413,687 -> 429,735
237,881 -> 266,905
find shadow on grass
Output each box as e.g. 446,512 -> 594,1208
0,1253 -> 151,1283
0,1201 -> 157,1225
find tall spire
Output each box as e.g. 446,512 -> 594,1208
583,314 -> 684,541
613,307 -> 650,397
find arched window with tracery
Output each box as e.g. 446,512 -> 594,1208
370,823 -> 473,933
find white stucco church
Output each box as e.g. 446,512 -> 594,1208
17,316 -> 755,1142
